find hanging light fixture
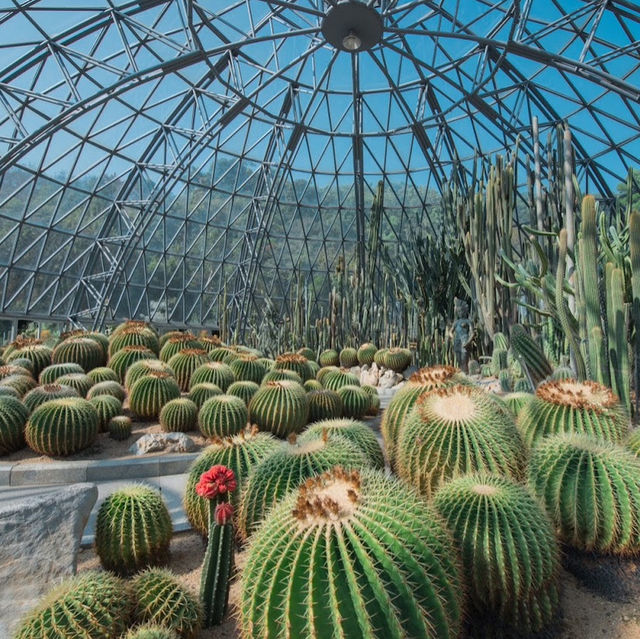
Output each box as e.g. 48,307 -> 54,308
342,30 -> 362,52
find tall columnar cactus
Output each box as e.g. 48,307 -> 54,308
39,362 -> 84,384
55,372 -> 93,397
301,417 -> 384,468
90,394 -> 123,431
159,334 -> 203,362
307,388 -> 343,422
52,336 -> 105,372
322,367 -> 360,391
108,345 -> 155,383
510,324 -> 553,388
517,379 -> 629,448
606,262 -> 630,414
357,342 -> 378,365
7,344 -> 52,378
0,395 -> 29,454
382,347 -> 412,372
160,398 -> 199,432
184,428 -> 281,536
23,383 -> 79,412
490,348 -> 508,376
248,380 -> 309,438
434,474 -> 560,636
87,366 -> 120,384
108,325 -> 160,357
195,466 -> 237,627
108,415 -> 132,441
129,372 -> 182,420
190,361 -> 235,392
318,349 -> 339,366
529,434 -> 640,555
130,569 -> 202,639
229,355 -> 266,384
199,394 -> 248,438
168,349 -> 210,392
337,384 -> 370,419
396,385 -> 525,498
338,347 -> 358,368
240,467 -> 463,639
630,211 -> 640,414
227,380 -> 259,406
238,432 -> 368,539
189,382 -> 223,409
125,359 -> 175,391
86,380 -> 126,401
95,484 -> 173,575
25,397 -> 99,456
14,571 -> 132,639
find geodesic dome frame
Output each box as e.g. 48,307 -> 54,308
0,0 -> 638,334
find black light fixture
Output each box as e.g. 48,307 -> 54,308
321,1 -> 383,53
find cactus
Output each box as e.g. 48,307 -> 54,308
607,263 -> 631,414
130,569 -> 201,639
434,474 -> 560,636
297,346 -> 316,361
55,372 -> 93,397
316,365 -> 338,385
238,431 -> 367,538
383,347 -> 412,373
208,346 -> 231,362
626,429 -> 640,457
229,355 -> 266,384
529,434 -> 640,555
0,385 -> 19,399
25,397 -> 99,456
159,398 -> 198,433
549,365 -> 574,380
510,324 -> 553,388
514,377 -> 533,392
190,361 -> 234,392
184,428 -> 281,536
86,379 -> 126,401
125,359 -> 175,390
87,365 -> 120,384
95,484 -> 173,575
357,342 -> 378,365
159,334 -> 203,362
468,359 -> 480,376
262,368 -> 303,385
14,571 -> 132,639
248,380 -> 309,438
8,357 -> 34,375
257,357 -> 274,370
189,382 -> 223,409
338,347 -> 358,368
318,349 -> 339,366
273,352 -> 313,382
52,336 -> 104,371
200,335 -> 225,354
0,373 -> 37,397
490,348 -> 508,376
199,394 -> 248,438
493,332 -> 509,351
503,391 -> 534,417
303,379 -> 323,391
396,385 -> 525,498
227,380 -> 259,406
129,372 -> 182,420
517,379 -> 629,448
498,369 -> 512,392
0,363 -> 33,380
125,626 -> 178,639
109,415 -> 132,440
23,383 -> 79,412
307,388 -> 343,422
322,367 -> 360,391
0,395 -> 29,454
240,467 -> 463,639
108,325 -> 160,357
337,384 -> 369,419
301,417 -> 384,468
373,347 -> 388,366
39,362 -> 84,385
159,330 -> 187,348
108,345 -> 155,383
90,394 -> 123,431
7,344 -> 52,377
168,349 -> 210,392
480,364 -> 492,377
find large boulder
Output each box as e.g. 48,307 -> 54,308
0,483 -> 97,636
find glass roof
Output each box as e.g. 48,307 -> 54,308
0,0 -> 638,332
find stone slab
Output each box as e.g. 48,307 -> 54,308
0,464 -> 11,486
10,461 -> 88,486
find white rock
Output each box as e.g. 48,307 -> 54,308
129,432 -> 196,455
0,483 -> 98,636
360,366 -> 379,387
349,366 -> 361,377
378,369 -> 402,390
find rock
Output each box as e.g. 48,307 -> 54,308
378,369 -> 404,390
349,366 -> 361,377
0,483 -> 98,636
360,365 -> 379,387
130,432 -> 196,455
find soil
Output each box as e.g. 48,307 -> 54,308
77,531 -> 640,639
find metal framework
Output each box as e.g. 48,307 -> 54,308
0,0 -> 638,332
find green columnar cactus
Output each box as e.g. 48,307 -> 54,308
129,372 -> 182,420
0,395 -> 29,454
227,380 -> 259,406
52,336 -> 104,371
273,352 -> 313,381
125,359 -> 175,391
307,388 -> 343,422
303,379 -> 323,391
25,397 -> 99,456
86,379 -> 126,401
229,355 -> 266,384
493,332 -> 509,352
108,345 -> 155,383
159,334 -> 203,362
503,391 -> 534,417
238,432 -> 367,538
184,427 -> 281,536
490,348 -> 508,376
159,398 -> 198,433
301,417 -> 384,468
168,349 -> 210,392
87,366 -> 120,384
108,415 -> 132,440
338,347 -> 358,367
322,368 -> 360,391
39,362 -> 84,384
318,349 -> 339,366
248,380 -> 309,438
517,379 -> 628,447
90,394 -> 123,431
630,211 -> 640,413
434,474 -> 560,636
396,385 -> 525,498
498,369 -> 512,392
189,382 -> 223,409
240,467 -> 463,639
55,372 -> 93,397
95,484 -> 173,575
480,364 -> 492,377
190,361 -> 235,392
262,368 -> 303,385
7,344 -> 52,378
337,384 -> 370,419
357,342 -> 378,365
529,434 -> 640,555
607,264 -> 631,414
199,394 -> 248,438
510,324 -> 553,387
14,571 -> 132,639
23,383 -> 79,412
130,569 -> 201,639
108,325 -> 160,357
468,359 -> 480,376
383,347 -> 412,372
125,626 -> 178,639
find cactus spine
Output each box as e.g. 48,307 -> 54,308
52,336 -> 104,371
307,388 -> 343,422
0,395 -> 29,454
336,384 -> 369,419
86,380 -> 126,401
168,349 -> 210,392
87,366 -> 120,384
248,380 -> 309,438
190,361 -> 234,392
198,394 -> 248,438
108,345 -> 155,383
160,398 -> 198,432
108,415 -> 132,440
129,372 -> 181,420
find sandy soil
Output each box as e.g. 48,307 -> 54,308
77,531 -> 640,639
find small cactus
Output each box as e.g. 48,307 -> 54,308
189,382 -> 223,409
7,343 -> 52,378
0,395 -> 29,454
322,367 -> 360,391
190,361 -> 234,392
39,362 -> 84,385
90,394 -> 123,431
307,388 -> 343,422
199,394 -> 248,438
52,336 -> 104,371
86,380 -> 126,401
229,355 -> 266,384
261,368 -> 302,385
503,391 -> 534,417
297,346 -> 316,361
337,384 -> 370,419
373,347 -> 388,366
338,346 -> 358,368
168,349 -> 210,392
357,342 -> 378,365
108,415 -> 132,440
23,383 -> 79,412
303,379 -> 323,392
160,398 -> 198,432
87,366 -> 120,384
55,372 -> 93,397
227,380 -> 259,406
159,334 -> 203,362
248,380 -> 309,438
318,349 -> 339,366
273,352 -> 313,382
125,359 -> 175,391
382,347 -> 411,372
125,626 -> 178,639
108,325 -> 160,357
129,372 -> 182,420
108,345 -> 155,383
0,373 -> 37,397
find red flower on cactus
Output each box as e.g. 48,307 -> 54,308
196,465 -> 237,499
214,502 -> 234,525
